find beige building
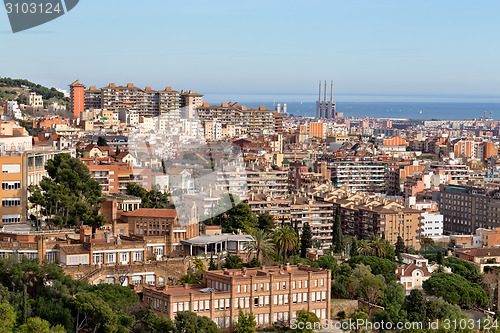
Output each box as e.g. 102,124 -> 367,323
143,264 -> 331,330
27,92 -> 43,109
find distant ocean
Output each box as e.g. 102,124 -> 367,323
204,94 -> 500,120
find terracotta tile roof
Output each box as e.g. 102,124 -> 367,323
396,263 -> 432,277
122,208 -> 177,218
58,244 -> 88,255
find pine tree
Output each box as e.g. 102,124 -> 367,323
333,206 -> 343,254
350,238 -> 358,257
436,251 -> 444,266
208,253 -> 218,270
300,222 -> 313,258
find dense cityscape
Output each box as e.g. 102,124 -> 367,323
2,0 -> 500,332
0,76 -> 499,332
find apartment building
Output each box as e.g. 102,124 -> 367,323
196,103 -> 278,138
246,165 -> 288,198
80,158 -> 153,194
180,90 -> 203,118
0,152 -> 26,224
329,160 -> 386,193
69,80 -> 85,118
440,185 -> 500,234
290,196 -> 334,250
322,188 -> 422,249
75,81 -> 184,117
143,264 -> 331,330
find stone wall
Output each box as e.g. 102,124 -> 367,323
330,299 -> 359,318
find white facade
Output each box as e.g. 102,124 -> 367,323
421,211 -> 444,237
5,101 -> 22,119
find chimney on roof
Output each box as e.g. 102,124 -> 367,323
105,231 -> 111,243
127,83 -> 134,88
109,83 -> 115,88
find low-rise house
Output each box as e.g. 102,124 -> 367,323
396,264 -> 432,294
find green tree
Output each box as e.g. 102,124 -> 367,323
225,202 -> 258,234
350,238 -> 358,257
332,207 -> 343,253
234,308 -> 256,333
300,222 -> 313,258
179,273 -> 203,284
273,226 -> 298,263
292,310 -> 320,333
174,311 -> 220,333
348,256 -> 397,282
395,235 -> 405,262
423,273 -> 488,308
375,281 -> 407,324
0,302 -> 16,332
257,212 -> 275,232
445,257 -> 481,283
436,251 -> 444,266
97,136 -> 108,146
244,230 -> 274,263
208,253 -> 218,270
126,183 -> 173,209
405,289 -> 427,322
18,317 -> 66,333
222,255 -> 243,269
28,153 -> 106,231
194,258 -> 206,272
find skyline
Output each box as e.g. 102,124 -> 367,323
1,0 -> 500,101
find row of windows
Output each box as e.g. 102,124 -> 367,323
2,198 -> 21,207
235,279 -> 325,293
2,215 -> 21,224
2,181 -> 21,190
93,251 -> 143,264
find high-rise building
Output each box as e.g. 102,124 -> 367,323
315,80 -> 336,119
69,80 -> 85,118
440,185 -> 500,234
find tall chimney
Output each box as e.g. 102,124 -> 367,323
324,80 -> 327,102
318,81 -> 321,101
330,80 -> 333,103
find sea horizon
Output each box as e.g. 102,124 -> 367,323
204,94 -> 500,120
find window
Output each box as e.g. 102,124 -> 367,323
273,295 -> 278,305
134,251 -> 144,261
93,253 -> 103,264
298,281 -> 302,288
2,214 -> 21,224
260,283 -> 264,291
283,282 -> 286,290
2,198 -> 21,207
226,298 -> 230,309
254,297 -> 259,307
2,181 -> 21,190
303,292 -> 308,302
238,285 -> 241,293
2,164 -> 20,174
265,295 -> 269,306
293,293 -> 297,303
106,253 -> 116,264
214,300 -> 219,309
120,252 -> 129,262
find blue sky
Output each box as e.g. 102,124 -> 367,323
1,0 -> 499,102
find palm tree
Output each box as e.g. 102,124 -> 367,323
358,240 -> 372,256
244,229 -> 275,263
368,236 -> 387,258
273,226 -> 298,263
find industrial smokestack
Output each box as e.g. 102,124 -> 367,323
330,80 -> 333,103
324,80 -> 327,102
318,81 -> 321,101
